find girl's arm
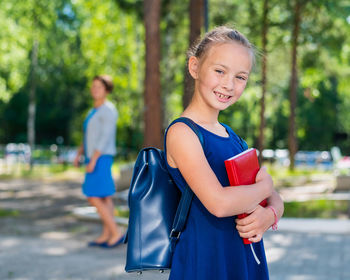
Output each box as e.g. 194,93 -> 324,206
235,190 -> 284,242
166,123 -> 274,218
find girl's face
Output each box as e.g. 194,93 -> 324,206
90,79 -> 108,101
189,42 -> 252,111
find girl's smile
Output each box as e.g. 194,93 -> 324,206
213,90 -> 232,102
189,42 -> 252,112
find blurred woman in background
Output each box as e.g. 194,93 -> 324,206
74,75 -> 123,248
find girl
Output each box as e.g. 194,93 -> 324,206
74,75 -> 124,248
165,26 -> 284,279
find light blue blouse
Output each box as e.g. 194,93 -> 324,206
84,101 -> 118,158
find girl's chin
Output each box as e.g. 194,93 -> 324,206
212,102 -> 233,111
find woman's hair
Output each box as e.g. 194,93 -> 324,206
93,75 -> 114,93
187,26 -> 255,64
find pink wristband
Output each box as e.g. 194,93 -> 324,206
267,206 -> 278,231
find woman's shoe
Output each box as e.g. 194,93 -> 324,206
101,235 -> 125,249
88,240 -> 108,247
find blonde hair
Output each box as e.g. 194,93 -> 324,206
187,26 -> 255,64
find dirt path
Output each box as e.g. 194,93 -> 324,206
0,178 -> 104,238
1,177 -> 350,280
0,178 -> 170,280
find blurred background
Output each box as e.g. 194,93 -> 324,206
1,0 -> 350,218
1,1 -> 350,279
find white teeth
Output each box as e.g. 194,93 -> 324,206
215,91 -> 230,99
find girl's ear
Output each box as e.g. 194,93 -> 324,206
188,56 -> 199,79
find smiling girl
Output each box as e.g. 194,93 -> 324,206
165,26 -> 284,279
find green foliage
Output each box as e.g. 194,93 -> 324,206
0,209 -> 20,218
0,0 -> 88,145
0,2 -> 30,102
0,162 -> 78,180
284,199 -> 349,218
75,0 -> 145,150
114,206 -> 130,218
266,163 -> 332,188
161,0 -> 189,123
1,0 -> 350,156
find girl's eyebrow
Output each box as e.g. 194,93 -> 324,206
214,63 -> 249,75
237,71 -> 250,75
213,63 -> 228,69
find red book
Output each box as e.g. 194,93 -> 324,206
225,148 -> 267,244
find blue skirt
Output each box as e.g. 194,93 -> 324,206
82,155 -> 116,197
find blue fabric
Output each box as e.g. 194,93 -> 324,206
82,155 -> 116,197
166,122 -> 269,280
82,109 -> 115,198
83,108 -> 98,161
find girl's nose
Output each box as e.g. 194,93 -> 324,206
222,77 -> 234,91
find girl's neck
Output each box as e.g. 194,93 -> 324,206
182,95 -> 219,126
94,98 -> 106,108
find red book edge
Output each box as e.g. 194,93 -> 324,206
224,148 -> 267,244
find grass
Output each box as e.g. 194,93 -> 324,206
113,201 -> 349,220
0,162 -> 124,180
2,161 -> 328,185
0,163 -> 80,179
114,206 -> 129,218
284,199 -> 349,219
0,209 -> 20,217
266,163 -> 333,188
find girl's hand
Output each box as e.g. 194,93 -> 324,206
255,166 -> 274,197
235,204 -> 275,243
86,159 -> 96,173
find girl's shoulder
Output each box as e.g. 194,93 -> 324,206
166,121 -> 198,141
165,118 -> 204,149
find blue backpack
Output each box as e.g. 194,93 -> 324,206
125,117 -> 204,273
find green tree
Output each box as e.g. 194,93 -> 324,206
258,0 -> 269,163
288,0 -> 303,170
1,0 -> 350,161
75,0 -> 145,151
0,2 -> 30,102
1,0 -> 88,147
183,0 -> 204,109
143,0 -> 162,148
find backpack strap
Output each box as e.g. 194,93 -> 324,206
164,117 -> 204,153
221,123 -> 248,152
164,117 -> 204,251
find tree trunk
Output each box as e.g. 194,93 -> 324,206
143,0 -> 162,148
258,0 -> 269,164
28,39 -> 39,168
288,0 -> 302,170
182,0 -> 204,109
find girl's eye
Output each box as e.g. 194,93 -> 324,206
236,76 -> 247,81
215,69 -> 224,75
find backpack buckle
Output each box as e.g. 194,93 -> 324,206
169,229 -> 181,239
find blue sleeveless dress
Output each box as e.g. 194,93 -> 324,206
165,121 -> 269,280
